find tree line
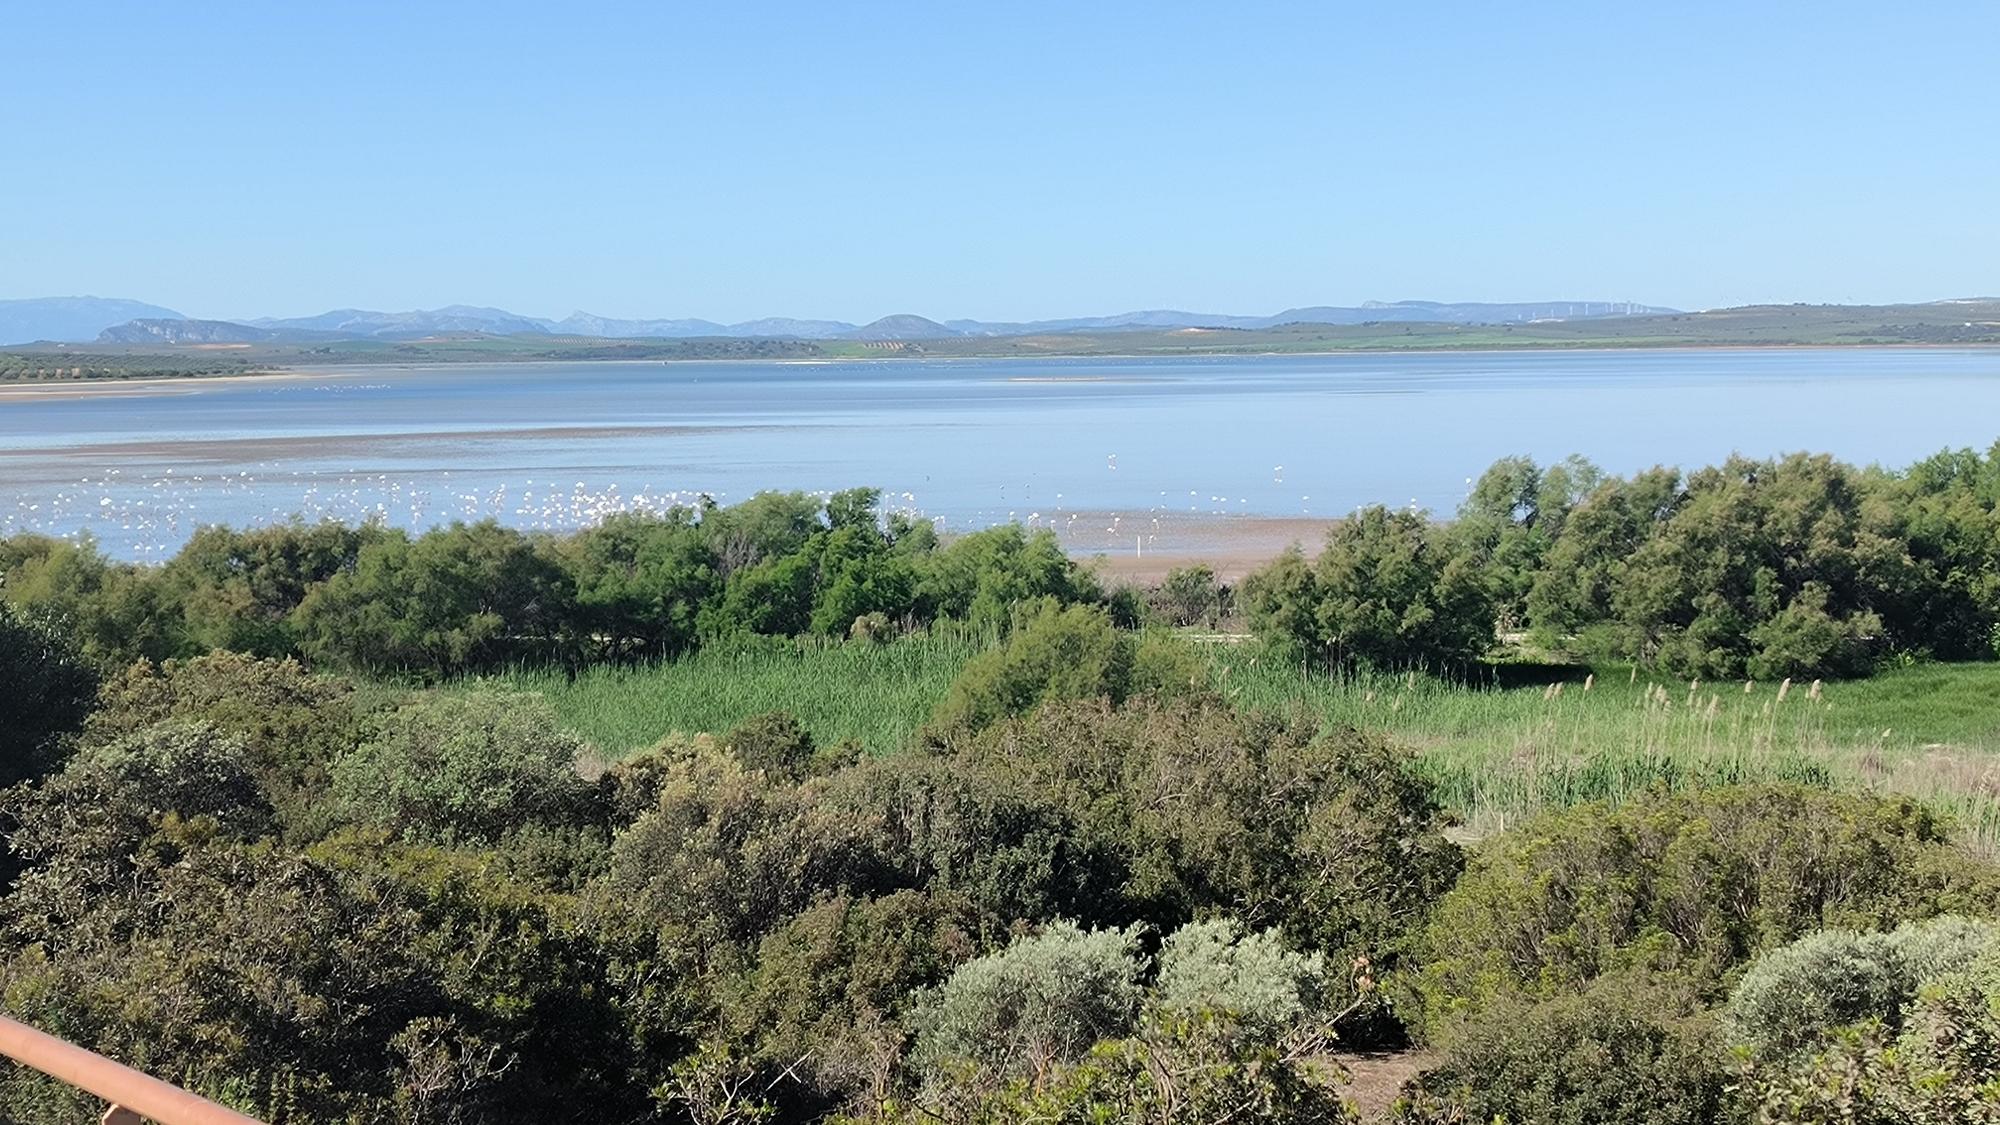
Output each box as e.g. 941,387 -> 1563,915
10,444 -> 2000,691
1244,441 -> 2000,679
0,489 -> 1107,680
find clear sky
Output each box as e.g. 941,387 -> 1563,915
4,1 -> 1996,323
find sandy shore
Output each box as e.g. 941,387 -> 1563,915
0,369 -> 302,400
0,422 -> 779,469
1052,511 -> 1338,583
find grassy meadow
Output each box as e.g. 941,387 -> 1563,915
467,631 -> 991,758
1214,652 -> 2000,843
482,633 -> 2000,847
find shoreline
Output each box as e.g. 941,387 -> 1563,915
5,340 -> 1998,394
1053,513 -> 1336,583
0,367 -> 302,398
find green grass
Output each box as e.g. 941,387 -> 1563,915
478,632 -> 2000,847
468,632 -> 988,757
1213,651 -> 2000,845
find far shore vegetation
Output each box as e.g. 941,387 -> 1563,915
4,298 -> 1998,383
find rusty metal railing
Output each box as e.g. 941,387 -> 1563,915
0,1013 -> 266,1125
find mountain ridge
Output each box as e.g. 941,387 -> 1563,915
0,297 -> 186,345
2,296 -> 1703,346
49,298 -> 1685,346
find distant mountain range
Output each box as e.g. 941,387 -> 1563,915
0,297 -> 186,345
0,295 -> 1683,346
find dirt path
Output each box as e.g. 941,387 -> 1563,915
1339,1048 -> 1433,1120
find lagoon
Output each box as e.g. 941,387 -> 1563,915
4,347 -> 2000,560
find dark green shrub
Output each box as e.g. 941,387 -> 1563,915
723,710 -> 818,779
3,720 -> 274,891
85,652 -> 371,825
0,834 -> 644,1125
719,890 -> 981,1109
823,751 -> 1124,928
329,692 -> 591,845
1395,973 -> 1728,1125
0,601 -> 97,787
931,601 -> 1132,730
598,739 -> 840,951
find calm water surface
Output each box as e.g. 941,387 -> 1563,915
4,348 -> 1999,558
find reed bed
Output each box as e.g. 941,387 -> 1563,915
481,634 -> 2000,849
1212,652 -> 2000,848
470,631 -> 990,757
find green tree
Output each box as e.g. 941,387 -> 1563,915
1242,506 -> 1494,668
915,526 -> 1099,633
811,524 -> 917,637
156,520 -> 384,657
560,510 -> 716,660
1152,564 -> 1224,628
294,521 -> 576,677
0,533 -> 173,666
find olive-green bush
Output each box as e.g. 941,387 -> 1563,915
329,691 -> 592,845
1395,973 -> 1728,1125
1404,784 -> 1995,1040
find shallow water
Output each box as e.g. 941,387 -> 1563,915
3,348 -> 1998,559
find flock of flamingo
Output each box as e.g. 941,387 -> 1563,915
2,447 -> 1352,563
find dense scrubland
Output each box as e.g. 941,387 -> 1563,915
5,442 -> 2000,1122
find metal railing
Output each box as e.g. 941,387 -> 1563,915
0,1014 -> 266,1125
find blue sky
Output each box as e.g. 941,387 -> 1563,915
3,1 -> 1995,322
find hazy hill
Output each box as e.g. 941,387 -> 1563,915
555,312 -> 730,337
1268,300 -> 1676,325
98,319 -> 281,344
724,317 -> 857,338
838,314 -> 962,340
946,309 -> 1268,334
248,305 -> 553,338
0,297 -> 184,344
